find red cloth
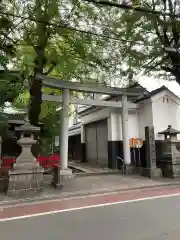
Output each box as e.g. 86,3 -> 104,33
2,154 -> 60,168
36,154 -> 60,168
2,156 -> 16,167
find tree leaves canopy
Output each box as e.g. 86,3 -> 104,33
85,0 -> 180,83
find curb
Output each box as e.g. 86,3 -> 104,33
0,181 -> 180,207
74,171 -> 120,177
53,181 -> 180,200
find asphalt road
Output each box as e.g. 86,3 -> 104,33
1,194 -> 180,240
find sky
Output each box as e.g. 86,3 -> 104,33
139,77 -> 180,97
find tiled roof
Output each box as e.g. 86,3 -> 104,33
158,125 -> 180,135
68,122 -> 81,130
134,86 -> 167,103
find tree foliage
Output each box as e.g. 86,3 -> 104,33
6,0 -> 180,126
0,70 -> 23,105
0,2 -> 23,105
0,1 -> 15,67
8,0 -> 113,125
87,0 -> 180,83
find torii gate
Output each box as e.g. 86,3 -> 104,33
36,74 -> 141,181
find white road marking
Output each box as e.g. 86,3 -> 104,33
1,192 -> 180,222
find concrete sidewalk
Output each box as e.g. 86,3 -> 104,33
47,174 -> 180,197
0,174 -> 180,206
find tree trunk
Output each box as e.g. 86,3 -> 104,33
170,63 -> 180,86
28,76 -> 42,126
174,73 -> 180,85
162,55 -> 180,86
28,46 -> 45,126
28,0 -> 49,126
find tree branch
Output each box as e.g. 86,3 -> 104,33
83,0 -> 180,18
44,62 -> 57,75
161,66 -> 173,73
64,0 -> 80,23
161,0 -> 170,46
167,0 -> 179,44
150,0 -> 166,45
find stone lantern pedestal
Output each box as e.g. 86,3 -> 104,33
7,121 -> 44,198
159,125 -> 180,178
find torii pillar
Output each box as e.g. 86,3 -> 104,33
122,95 -> 131,172
52,89 -> 72,188
59,89 -> 72,178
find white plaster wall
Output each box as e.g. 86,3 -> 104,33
128,112 -> 139,140
108,111 -> 122,141
80,107 -> 110,125
138,101 -> 153,140
152,91 -> 180,140
137,90 -> 180,140
108,110 -> 139,141
176,107 -> 180,135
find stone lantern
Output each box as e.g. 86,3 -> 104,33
158,125 -> 180,178
7,120 -> 44,198
158,125 -> 180,141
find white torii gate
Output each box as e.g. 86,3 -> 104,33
37,74 -> 141,178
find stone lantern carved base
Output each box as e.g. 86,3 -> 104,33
7,123 -> 44,198
159,140 -> 180,178
7,167 -> 44,198
158,125 -> 180,178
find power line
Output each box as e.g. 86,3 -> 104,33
19,38 -> 161,50
0,10 -> 162,49
0,10 -> 118,39
0,10 -> 126,42
83,0 -> 180,19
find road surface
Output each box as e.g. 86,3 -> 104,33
1,187 -> 180,239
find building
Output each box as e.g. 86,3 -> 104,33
68,83 -> 180,169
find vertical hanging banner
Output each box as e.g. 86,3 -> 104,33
129,138 -> 143,148
129,138 -> 143,166
129,138 -> 135,148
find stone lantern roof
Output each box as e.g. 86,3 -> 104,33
15,120 -> 40,133
158,125 -> 180,140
